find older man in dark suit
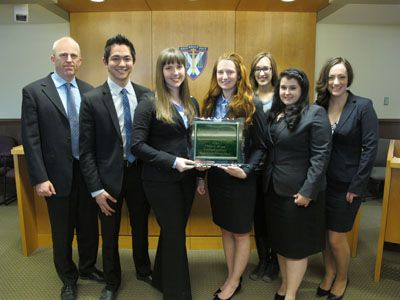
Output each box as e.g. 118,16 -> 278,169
79,34 -> 152,300
21,37 -> 103,300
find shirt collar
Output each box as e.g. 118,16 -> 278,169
107,78 -> 134,96
217,93 -> 230,105
51,72 -> 77,88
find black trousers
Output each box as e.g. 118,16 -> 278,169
143,173 -> 196,300
45,159 -> 99,285
99,161 -> 151,292
254,173 -> 272,260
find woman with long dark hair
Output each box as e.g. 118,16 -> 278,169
264,68 -> 331,300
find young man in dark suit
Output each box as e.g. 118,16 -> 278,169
21,37 -> 103,300
79,34 -> 152,300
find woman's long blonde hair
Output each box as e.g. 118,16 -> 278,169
155,48 -> 196,124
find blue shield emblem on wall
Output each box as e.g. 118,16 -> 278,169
179,45 -> 208,80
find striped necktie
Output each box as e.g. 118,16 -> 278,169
65,82 -> 79,158
121,88 -> 135,163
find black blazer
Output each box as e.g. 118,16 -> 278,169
238,100 -> 268,175
132,96 -> 199,182
21,73 -> 93,197
326,92 -> 378,196
263,104 -> 332,201
79,81 -> 151,198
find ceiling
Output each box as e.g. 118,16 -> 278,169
56,0 -> 329,13
0,0 -> 399,25
319,1 -> 400,25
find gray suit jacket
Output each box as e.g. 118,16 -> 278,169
21,73 -> 93,196
263,104 -> 332,201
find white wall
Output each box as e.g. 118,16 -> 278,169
315,23 -> 400,119
0,3 -> 69,119
0,23 -> 69,118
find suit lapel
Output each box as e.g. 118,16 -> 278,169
266,122 -> 274,146
335,93 -> 357,132
41,74 -> 68,119
172,105 -> 186,130
271,117 -> 287,145
101,82 -> 123,141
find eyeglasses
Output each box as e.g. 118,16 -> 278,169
255,66 -> 272,74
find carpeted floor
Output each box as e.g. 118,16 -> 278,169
0,199 -> 399,300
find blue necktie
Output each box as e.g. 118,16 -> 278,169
65,82 -> 79,158
215,97 -> 229,119
121,88 -> 135,163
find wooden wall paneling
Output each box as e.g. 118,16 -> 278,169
152,11 -> 236,105
70,12 -> 152,89
235,12 -> 317,97
146,0 -> 240,11
152,11 -> 235,238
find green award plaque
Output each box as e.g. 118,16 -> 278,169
192,118 -> 245,166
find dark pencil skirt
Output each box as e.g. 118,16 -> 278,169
207,167 -> 256,234
266,184 -> 326,259
326,178 -> 362,233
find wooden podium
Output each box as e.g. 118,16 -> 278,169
11,145 -> 227,256
374,140 -> 400,281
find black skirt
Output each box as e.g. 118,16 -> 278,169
266,184 -> 326,259
326,178 -> 362,233
207,167 -> 256,234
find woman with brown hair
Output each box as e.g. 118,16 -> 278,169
248,52 -> 279,282
198,53 -> 266,300
315,57 -> 378,300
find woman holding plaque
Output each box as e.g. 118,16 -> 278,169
198,53 -> 266,300
264,68 -> 331,300
315,57 -> 378,300
248,52 -> 279,282
132,48 -> 199,300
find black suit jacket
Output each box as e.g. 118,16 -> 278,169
79,81 -> 151,198
132,96 -> 199,182
21,73 -> 93,197
264,104 -> 332,201
326,91 -> 378,196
